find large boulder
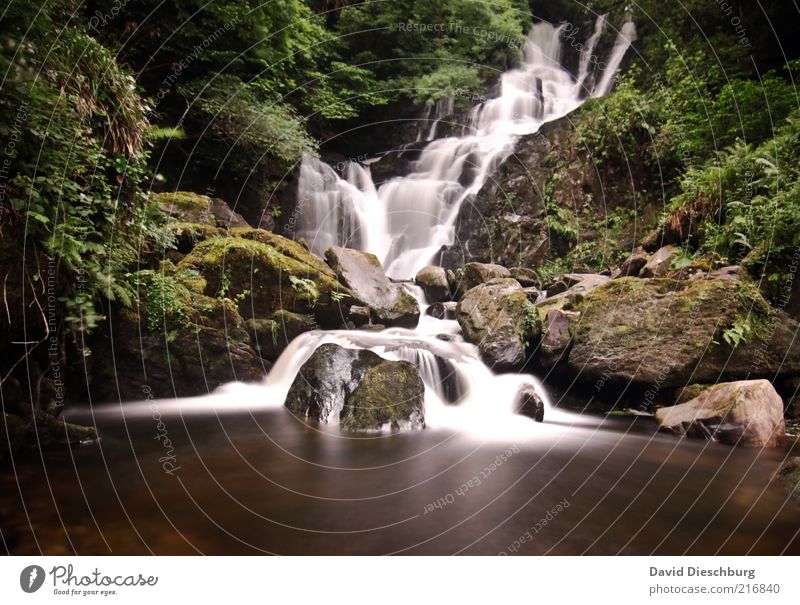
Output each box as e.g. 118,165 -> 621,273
284,343 -> 424,430
177,229 -> 354,327
456,278 -> 540,370
566,277 -> 800,390
539,308 -> 579,369
655,380 -> 786,448
415,266 -> 451,302
151,191 -> 250,229
325,247 -> 419,328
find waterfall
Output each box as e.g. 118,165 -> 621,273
266,16 -> 636,432
295,16 -> 635,279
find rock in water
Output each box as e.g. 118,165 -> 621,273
456,278 -> 540,370
773,457 -> 800,499
325,247 -> 420,328
655,379 -> 785,448
515,387 -> 545,422
284,343 -> 425,430
415,266 -> 451,302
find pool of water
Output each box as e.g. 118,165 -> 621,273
2,399 -> 798,555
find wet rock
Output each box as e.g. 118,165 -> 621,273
415,266 -> 451,302
427,301 -> 458,320
457,262 -> 512,294
343,361 -> 425,430
567,277 -> 800,390
639,245 -> 679,278
655,380 -> 785,448
456,278 -> 540,370
284,344 -> 424,430
246,311 -> 317,362
325,247 -> 420,328
516,387 -> 545,422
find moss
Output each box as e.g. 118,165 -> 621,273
341,360 -> 424,430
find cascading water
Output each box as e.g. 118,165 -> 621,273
277,17 -> 635,432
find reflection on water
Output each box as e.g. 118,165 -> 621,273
1,401 -> 798,555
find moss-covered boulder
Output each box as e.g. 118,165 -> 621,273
151,191 -> 250,229
177,230 -> 354,327
284,343 -> 424,430
415,266 -> 451,302
456,262 -> 512,295
456,278 -> 540,370
566,277 -> 800,390
325,247 -> 419,328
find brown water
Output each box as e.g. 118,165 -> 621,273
1,403 -> 798,555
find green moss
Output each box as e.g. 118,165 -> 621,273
341,360 -> 424,431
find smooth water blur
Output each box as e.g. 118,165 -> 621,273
2,404 -> 797,555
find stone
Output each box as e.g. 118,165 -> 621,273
615,247 -> 649,278
509,267 -> 540,288
515,387 -> 545,422
415,266 -> 451,302
246,311 -> 317,362
655,380 -> 786,448
539,308 -> 579,368
325,247 -> 420,328
567,277 -> 800,391
773,457 -> 800,499
426,301 -> 457,320
640,245 -> 679,278
456,278 -> 540,370
457,262 -> 512,294
151,191 -> 250,229
284,343 -> 424,430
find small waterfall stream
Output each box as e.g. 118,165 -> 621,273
274,17 -> 636,431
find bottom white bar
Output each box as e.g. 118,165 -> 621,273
0,556 -> 794,603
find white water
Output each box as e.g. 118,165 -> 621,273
271,17 -> 635,433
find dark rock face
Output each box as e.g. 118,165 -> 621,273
515,387 -> 545,422
456,278 -> 540,370
284,344 -> 424,430
415,266 -> 451,302
655,380 -> 785,448
539,308 -> 578,369
325,246 -> 420,328
614,247 -> 649,278
566,277 -> 800,390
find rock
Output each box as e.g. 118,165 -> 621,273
697,265 -> 744,281
509,266 -> 540,288
151,191 -> 250,229
348,305 -> 372,327
246,311 -> 317,362
343,361 -> 425,430
655,380 -> 785,448
325,247 -> 420,328
457,262 -> 512,294
456,278 -> 540,370
773,457 -> 800,499
539,308 -> 579,368
426,301 -> 457,320
178,229 -> 353,327
640,245 -> 679,278
415,266 -> 451,302
615,247 -> 649,278
515,387 -> 545,422
284,344 -> 424,430
545,273 -> 610,298
567,277 -> 800,391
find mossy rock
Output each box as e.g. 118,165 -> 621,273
774,457 -> 800,499
151,191 -> 249,229
177,232 -> 354,326
567,277 -> 800,391
246,311 -> 318,361
457,278 -> 541,370
342,360 -> 425,430
285,343 -> 425,430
